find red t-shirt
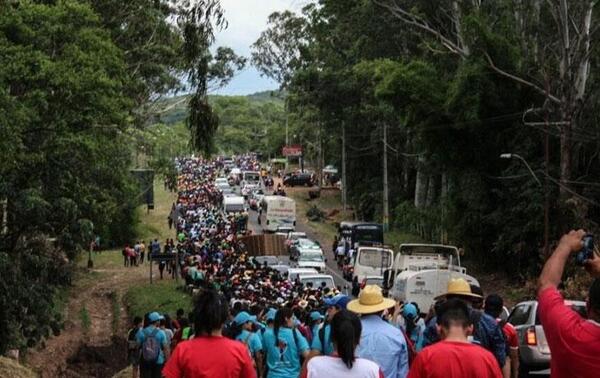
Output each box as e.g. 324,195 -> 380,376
162,336 -> 256,378
502,322 -> 518,349
407,340 -> 502,378
538,286 -> 600,378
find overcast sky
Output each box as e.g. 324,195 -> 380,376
211,0 -> 309,96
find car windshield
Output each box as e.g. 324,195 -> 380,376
299,253 -> 324,262
358,249 -> 391,268
298,239 -> 317,248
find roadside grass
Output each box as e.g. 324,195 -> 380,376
289,187 -> 425,248
124,280 -> 192,319
135,180 -> 177,242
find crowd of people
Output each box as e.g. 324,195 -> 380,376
126,156 -> 600,378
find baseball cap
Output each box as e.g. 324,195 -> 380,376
265,308 -> 277,322
403,303 -> 418,319
148,312 -> 161,323
324,294 -> 350,309
309,311 -> 324,321
234,311 -> 257,325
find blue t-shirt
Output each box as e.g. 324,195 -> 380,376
263,327 -> 309,378
136,326 -> 168,364
236,329 -> 263,357
310,324 -> 333,355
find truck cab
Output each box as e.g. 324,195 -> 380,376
386,244 -> 479,315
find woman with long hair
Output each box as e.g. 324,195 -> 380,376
262,307 -> 309,378
162,290 -> 256,378
300,310 -> 383,378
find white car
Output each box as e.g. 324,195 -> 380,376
215,177 -> 229,186
299,274 -> 335,289
296,251 -> 326,272
290,238 -> 323,260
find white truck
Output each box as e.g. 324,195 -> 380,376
222,196 -> 245,213
261,195 -> 296,232
386,244 -> 479,314
353,246 -> 394,282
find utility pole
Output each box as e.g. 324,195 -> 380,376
285,99 -> 289,172
382,123 -> 389,231
342,124 -> 347,216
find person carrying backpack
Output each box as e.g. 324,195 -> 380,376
128,316 -> 143,378
136,312 -> 170,378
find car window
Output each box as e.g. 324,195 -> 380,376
508,304 -> 532,326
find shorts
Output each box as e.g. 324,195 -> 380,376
128,351 -> 140,366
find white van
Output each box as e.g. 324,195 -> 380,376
262,195 -> 296,232
353,246 -> 393,282
299,274 -> 335,289
222,196 -> 245,213
286,268 -> 318,281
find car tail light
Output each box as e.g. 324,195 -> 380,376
526,327 -> 537,346
360,279 -> 366,289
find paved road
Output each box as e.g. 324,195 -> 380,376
236,182 -> 350,293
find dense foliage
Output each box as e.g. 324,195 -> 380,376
0,0 -> 238,354
252,0 -> 600,275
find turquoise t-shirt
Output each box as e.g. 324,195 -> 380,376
263,327 -> 309,378
136,326 -> 168,364
310,324 -> 334,355
236,329 -> 263,357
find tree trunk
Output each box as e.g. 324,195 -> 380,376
414,158 -> 428,209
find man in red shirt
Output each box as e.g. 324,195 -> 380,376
538,229 -> 600,378
408,298 -> 502,378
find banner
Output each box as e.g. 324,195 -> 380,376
282,145 -> 303,157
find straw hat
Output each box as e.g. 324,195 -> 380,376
347,285 -> 395,314
434,278 -> 482,300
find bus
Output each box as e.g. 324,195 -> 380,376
339,222 -> 384,247
261,195 -> 296,232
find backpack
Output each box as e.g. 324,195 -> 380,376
400,327 -> 417,366
141,328 -> 161,362
127,327 -> 139,351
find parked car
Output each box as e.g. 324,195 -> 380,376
508,299 -> 587,376
283,173 -> 313,187
253,255 -> 288,267
215,177 -> 229,186
296,251 -> 326,272
299,274 -> 335,289
290,238 -> 322,260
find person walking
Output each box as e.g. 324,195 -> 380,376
140,240 -> 146,265
127,316 -> 143,378
162,290 -> 256,378
484,294 -> 519,378
301,310 -> 383,378
311,294 -> 350,356
136,312 -> 170,378
263,307 -> 309,378
407,299 -> 502,378
347,285 -> 408,378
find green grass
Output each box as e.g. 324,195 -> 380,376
289,187 -> 425,248
124,280 -> 192,319
135,180 -> 177,242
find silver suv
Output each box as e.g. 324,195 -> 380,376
508,299 -> 586,377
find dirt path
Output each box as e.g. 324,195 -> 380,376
25,259 -> 149,378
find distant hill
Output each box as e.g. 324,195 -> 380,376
156,90 -> 283,125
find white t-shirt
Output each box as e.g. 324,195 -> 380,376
304,356 -> 383,378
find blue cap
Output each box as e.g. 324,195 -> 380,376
265,308 -> 277,322
324,294 -> 350,309
234,311 -> 257,325
309,311 -> 324,321
403,303 -> 418,319
148,312 -> 161,323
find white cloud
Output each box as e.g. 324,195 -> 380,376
212,0 -> 309,95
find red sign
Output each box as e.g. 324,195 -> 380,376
282,145 -> 303,157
